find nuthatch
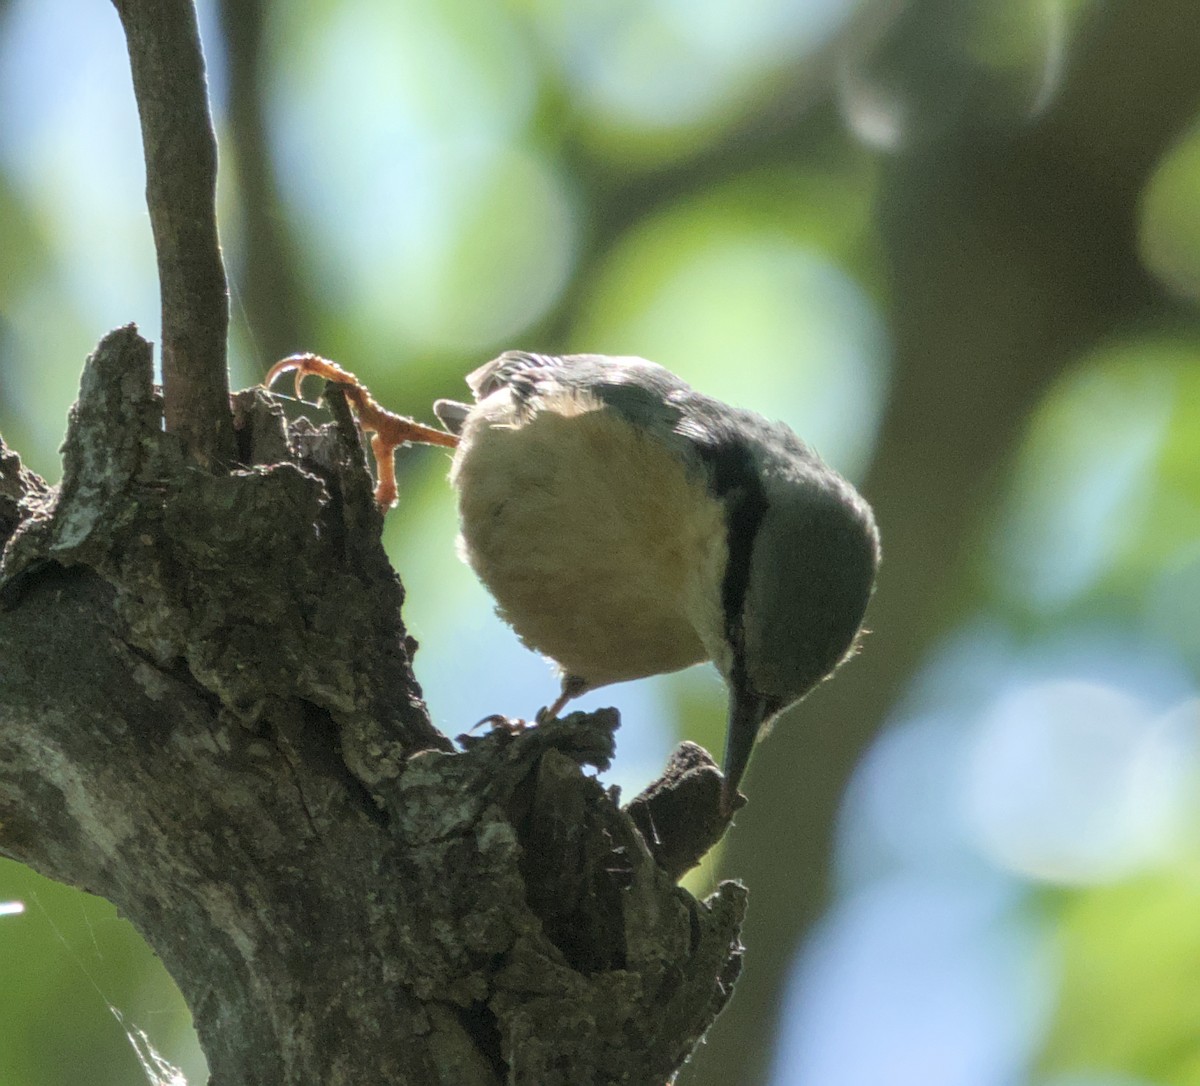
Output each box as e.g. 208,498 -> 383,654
266,351 -> 880,814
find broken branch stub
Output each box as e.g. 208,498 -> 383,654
0,326 -> 747,1084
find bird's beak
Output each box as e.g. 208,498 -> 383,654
720,688 -> 777,816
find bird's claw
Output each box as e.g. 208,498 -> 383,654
470,713 -> 532,736
264,354 -> 361,405
262,353 -> 459,508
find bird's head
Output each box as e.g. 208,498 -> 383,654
720,452 -> 880,812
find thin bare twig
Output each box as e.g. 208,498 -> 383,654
111,0 -> 235,469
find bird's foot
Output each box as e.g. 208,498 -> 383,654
541,675 -> 590,722
470,713 -> 532,736
468,693 -> 583,734
263,353 -> 459,508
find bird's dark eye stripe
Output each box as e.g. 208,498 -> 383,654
698,440 -> 769,688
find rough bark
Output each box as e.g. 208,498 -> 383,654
0,326 -> 746,1084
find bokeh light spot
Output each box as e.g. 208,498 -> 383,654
965,680 -> 1194,884
268,0 -> 576,352
772,876 -> 1052,1086
838,0 -> 1073,152
1140,120 -> 1200,301
993,347 -> 1179,613
524,0 -> 859,157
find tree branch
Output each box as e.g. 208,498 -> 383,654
111,0 -> 235,469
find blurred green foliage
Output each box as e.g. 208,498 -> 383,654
1,1 -> 1200,1084
1042,875 -> 1200,1085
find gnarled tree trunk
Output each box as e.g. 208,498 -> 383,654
0,2 -> 745,1082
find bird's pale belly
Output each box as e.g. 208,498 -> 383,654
451,404 -> 728,689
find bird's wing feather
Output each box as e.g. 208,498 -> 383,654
466,351 -> 823,479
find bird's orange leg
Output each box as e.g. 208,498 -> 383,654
263,354 -> 459,508
538,674 -> 591,722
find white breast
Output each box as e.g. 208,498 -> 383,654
450,387 -> 728,689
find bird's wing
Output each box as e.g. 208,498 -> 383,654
466,349 -> 821,473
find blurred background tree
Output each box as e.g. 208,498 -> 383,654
1,0 -> 1199,1083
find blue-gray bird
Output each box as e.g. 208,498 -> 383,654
431,351 -> 880,814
